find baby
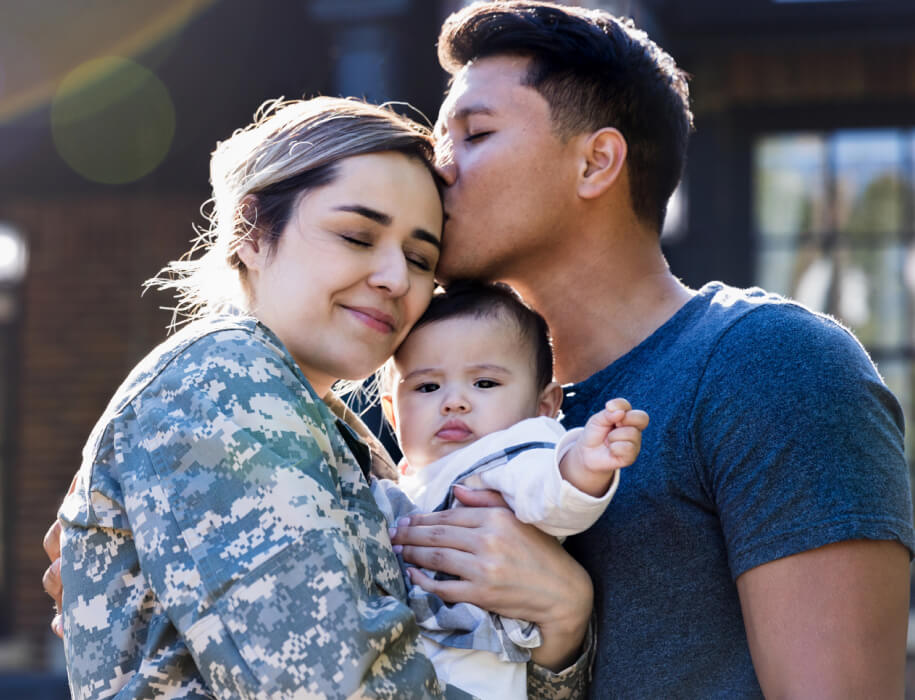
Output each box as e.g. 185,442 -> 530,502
371,280 -> 648,700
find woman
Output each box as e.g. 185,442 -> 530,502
53,96 -> 591,698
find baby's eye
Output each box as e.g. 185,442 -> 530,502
415,382 -> 440,393
474,379 -> 500,389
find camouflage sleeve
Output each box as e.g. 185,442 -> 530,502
61,455 -> 216,699
68,329 -> 455,699
526,620 -> 594,700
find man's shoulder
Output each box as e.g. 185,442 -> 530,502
702,283 -> 869,362
701,281 -> 822,326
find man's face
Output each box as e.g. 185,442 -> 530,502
433,55 -> 582,283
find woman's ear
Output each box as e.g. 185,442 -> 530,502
537,381 -> 564,419
578,127 -> 627,200
381,393 -> 397,431
235,195 -> 268,272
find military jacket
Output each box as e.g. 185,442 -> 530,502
59,316 -> 588,699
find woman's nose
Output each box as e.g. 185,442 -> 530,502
369,249 -> 410,296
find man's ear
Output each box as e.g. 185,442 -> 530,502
381,393 -> 397,431
537,381 -> 564,418
578,127 -> 627,200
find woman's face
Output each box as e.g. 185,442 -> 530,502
240,151 -> 443,396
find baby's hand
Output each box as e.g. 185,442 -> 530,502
579,398 -> 649,473
560,398 -> 649,496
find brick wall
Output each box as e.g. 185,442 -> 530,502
1,194 -> 202,666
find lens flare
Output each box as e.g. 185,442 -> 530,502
50,57 -> 175,184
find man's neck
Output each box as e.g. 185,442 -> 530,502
506,228 -> 693,384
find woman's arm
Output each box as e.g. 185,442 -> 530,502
391,486 -> 593,674
133,353 -> 448,696
60,329 -> 456,698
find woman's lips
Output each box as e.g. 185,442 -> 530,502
344,305 -> 396,333
436,419 -> 473,442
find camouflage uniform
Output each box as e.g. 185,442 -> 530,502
59,316 -> 589,699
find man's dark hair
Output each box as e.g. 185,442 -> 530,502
409,280 -> 554,391
438,0 -> 693,232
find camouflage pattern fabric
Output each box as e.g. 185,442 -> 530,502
58,315 -> 588,698
59,316 -> 463,699
526,623 -> 594,700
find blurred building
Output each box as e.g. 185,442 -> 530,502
0,0 -> 913,684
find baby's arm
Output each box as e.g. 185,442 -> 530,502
559,398 -> 649,497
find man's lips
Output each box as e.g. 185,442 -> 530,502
436,419 -> 473,442
343,305 -> 396,333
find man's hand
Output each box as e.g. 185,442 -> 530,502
390,485 -> 592,671
43,472 -> 77,639
42,519 -> 64,638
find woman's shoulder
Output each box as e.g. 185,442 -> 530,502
172,315 -> 293,370
107,315 -> 308,420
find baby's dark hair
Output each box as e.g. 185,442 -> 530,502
405,280 -> 554,391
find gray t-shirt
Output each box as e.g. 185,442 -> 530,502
562,282 -> 915,698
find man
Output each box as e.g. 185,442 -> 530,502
392,1 -> 914,697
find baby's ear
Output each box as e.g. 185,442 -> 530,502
380,393 -> 397,430
537,381 -> 564,418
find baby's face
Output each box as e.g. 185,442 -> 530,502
387,315 -> 547,468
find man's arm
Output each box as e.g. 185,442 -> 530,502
737,538 -> 910,698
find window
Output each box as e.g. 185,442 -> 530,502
753,128 -> 915,477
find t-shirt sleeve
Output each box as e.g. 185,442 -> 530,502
107,330 -> 447,697
691,303 -> 915,579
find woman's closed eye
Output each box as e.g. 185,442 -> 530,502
340,233 -> 372,247
341,235 -> 434,272
406,252 -> 434,272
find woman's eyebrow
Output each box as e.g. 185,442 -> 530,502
335,204 -> 441,249
413,230 -> 441,248
334,204 -> 391,225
